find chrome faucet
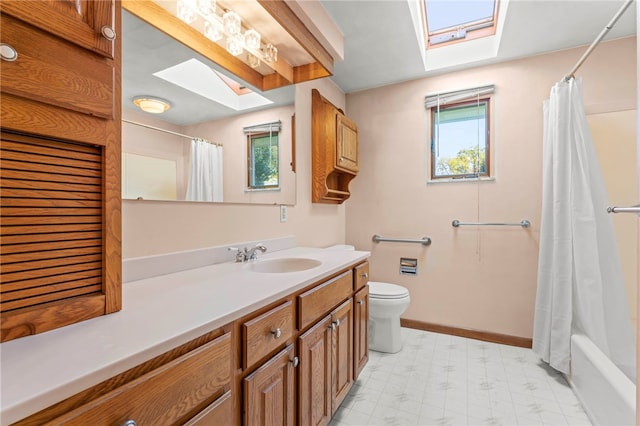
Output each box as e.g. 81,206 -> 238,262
229,243 -> 267,262
246,243 -> 267,260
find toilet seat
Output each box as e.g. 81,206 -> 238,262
369,281 -> 409,300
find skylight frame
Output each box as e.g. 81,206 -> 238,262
421,0 -> 500,49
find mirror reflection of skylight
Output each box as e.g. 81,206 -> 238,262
153,58 -> 273,111
426,0 -> 496,32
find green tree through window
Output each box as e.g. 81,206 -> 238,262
431,98 -> 490,179
248,133 -> 279,189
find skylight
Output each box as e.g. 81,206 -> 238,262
153,59 -> 273,111
422,0 -> 499,48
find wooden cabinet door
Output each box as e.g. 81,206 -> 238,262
353,286 -> 369,380
336,114 -> 358,174
331,299 -> 353,415
243,344 -> 296,426
1,0 -> 116,58
298,315 -> 332,426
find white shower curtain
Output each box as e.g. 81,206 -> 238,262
533,78 -> 636,381
186,138 -> 223,202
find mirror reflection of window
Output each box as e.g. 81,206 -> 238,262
244,121 -> 281,191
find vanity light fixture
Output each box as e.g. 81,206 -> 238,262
133,96 -> 171,114
174,0 -> 278,68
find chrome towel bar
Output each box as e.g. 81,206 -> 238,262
372,235 -> 432,246
452,219 -> 531,228
607,205 -> 640,215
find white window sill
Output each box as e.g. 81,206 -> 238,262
426,176 -> 495,185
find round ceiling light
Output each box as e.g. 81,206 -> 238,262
133,96 -> 171,114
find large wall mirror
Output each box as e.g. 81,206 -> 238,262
121,2 -> 314,205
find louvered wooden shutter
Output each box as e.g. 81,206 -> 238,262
1,132 -> 108,341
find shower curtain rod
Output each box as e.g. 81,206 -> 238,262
122,119 -> 222,146
564,0 -> 634,81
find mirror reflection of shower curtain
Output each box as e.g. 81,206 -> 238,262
533,78 -> 636,381
186,138 -> 223,202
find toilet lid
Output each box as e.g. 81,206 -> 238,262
369,281 -> 409,299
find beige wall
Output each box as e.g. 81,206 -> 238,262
185,105 -> 295,205
345,37 -> 637,339
122,109 -> 189,200
588,110 -> 638,333
122,77 -> 347,258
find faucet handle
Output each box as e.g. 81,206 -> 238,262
228,247 -> 247,262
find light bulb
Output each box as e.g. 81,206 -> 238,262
223,10 -> 241,35
244,29 -> 261,50
247,53 -> 260,68
197,0 -> 216,16
264,43 -> 278,63
226,33 -> 244,56
176,0 -> 197,24
204,20 -> 223,41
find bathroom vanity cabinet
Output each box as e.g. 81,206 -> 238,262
14,327 -> 234,425
0,1 -> 122,342
240,265 -> 367,426
7,257 -> 369,426
311,89 -> 359,204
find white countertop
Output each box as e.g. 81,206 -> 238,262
0,246 -> 369,425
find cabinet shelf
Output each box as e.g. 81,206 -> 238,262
311,89 -> 359,204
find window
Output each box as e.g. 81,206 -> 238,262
426,85 -> 493,180
422,0 -> 499,48
248,133 -> 279,189
245,121 -> 281,190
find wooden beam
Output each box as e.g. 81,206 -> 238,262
294,62 -> 331,84
257,0 -> 334,75
122,0 -> 265,90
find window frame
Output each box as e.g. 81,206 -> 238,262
421,0 -> 500,49
246,131 -> 280,191
429,97 -> 492,181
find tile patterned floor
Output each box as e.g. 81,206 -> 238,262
330,328 -> 592,426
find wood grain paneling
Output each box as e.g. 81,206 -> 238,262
242,301 -> 294,370
0,133 -> 105,342
353,285 -> 369,380
298,315 -> 332,426
1,0 -> 115,58
243,344 -> 296,426
49,333 -> 231,425
401,318 -> 533,348
331,299 -> 353,415
15,327 -> 230,426
298,270 -> 353,331
1,14 -> 114,119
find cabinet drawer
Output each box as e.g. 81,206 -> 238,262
243,301 -> 294,369
52,332 -> 232,425
184,390 -> 233,425
0,14 -> 114,119
354,262 -> 369,292
298,271 -> 353,330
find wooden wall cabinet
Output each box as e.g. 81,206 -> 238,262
0,0 -> 122,342
311,89 -> 359,204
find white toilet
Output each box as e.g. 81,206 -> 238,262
325,244 -> 411,354
368,281 -> 410,353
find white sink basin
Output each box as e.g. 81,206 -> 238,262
246,258 -> 322,273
